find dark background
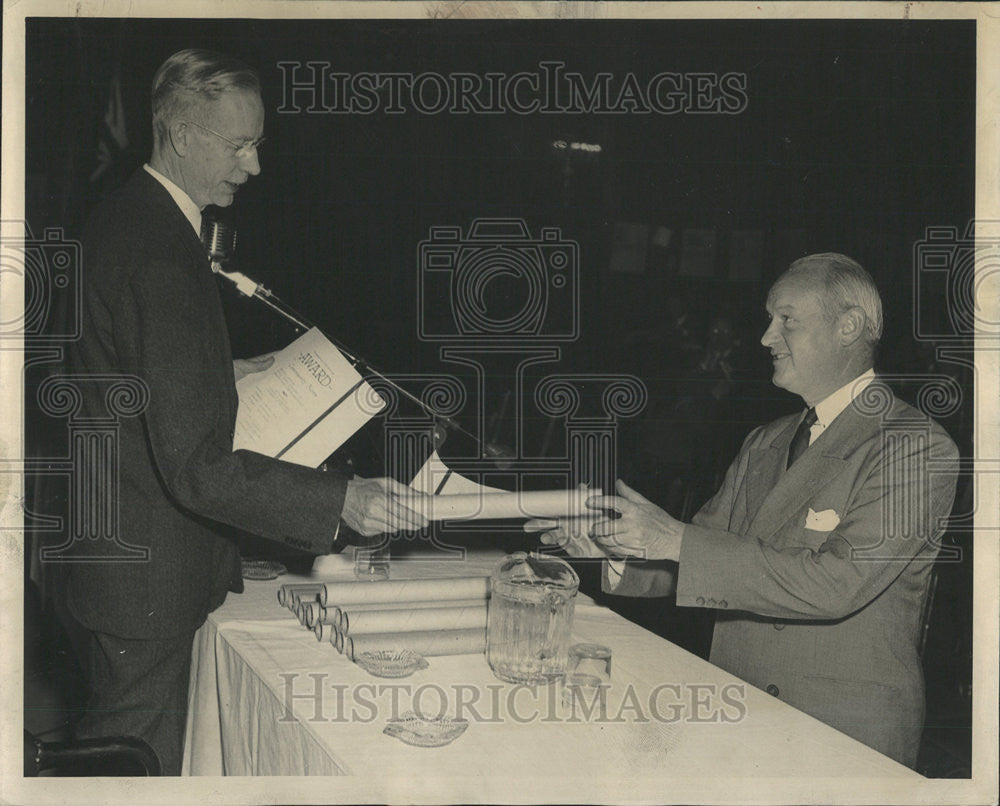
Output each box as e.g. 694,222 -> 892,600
23,17 -> 975,777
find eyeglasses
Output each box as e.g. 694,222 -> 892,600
184,119 -> 265,158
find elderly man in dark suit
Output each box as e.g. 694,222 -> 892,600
59,49 -> 428,774
529,253 -> 958,768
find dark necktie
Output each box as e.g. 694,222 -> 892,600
786,407 -> 818,470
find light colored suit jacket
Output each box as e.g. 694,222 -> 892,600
610,388 -> 958,767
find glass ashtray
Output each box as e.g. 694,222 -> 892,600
383,711 -> 469,747
354,649 -> 429,678
240,559 -> 287,581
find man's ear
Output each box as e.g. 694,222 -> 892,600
168,120 -> 192,157
838,307 -> 866,346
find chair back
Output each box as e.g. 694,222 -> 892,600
24,730 -> 161,776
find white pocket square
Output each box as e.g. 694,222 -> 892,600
805,508 -> 840,531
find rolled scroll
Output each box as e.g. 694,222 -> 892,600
277,583 -> 327,607
421,489 -> 592,522
341,603 -> 487,635
322,576 -> 489,608
346,628 -> 486,661
303,602 -> 335,628
314,620 -> 347,652
333,598 -> 484,631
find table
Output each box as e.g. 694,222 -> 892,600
181,547 -> 922,800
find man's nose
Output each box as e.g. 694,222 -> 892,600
241,149 -> 261,176
760,320 -> 781,347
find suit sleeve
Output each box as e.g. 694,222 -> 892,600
674,423 -> 958,619
113,251 -> 347,554
602,427 -> 763,598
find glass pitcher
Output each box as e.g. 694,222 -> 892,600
486,552 -> 580,685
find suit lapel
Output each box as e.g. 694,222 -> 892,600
132,170 -> 239,415
745,396 -> 886,540
134,170 -> 209,268
745,416 -> 796,526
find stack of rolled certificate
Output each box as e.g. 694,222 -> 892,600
305,577 -> 490,660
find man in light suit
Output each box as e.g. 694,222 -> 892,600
56,49 -> 428,774
529,253 -> 958,768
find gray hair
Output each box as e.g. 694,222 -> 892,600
782,252 -> 884,347
151,49 -> 260,142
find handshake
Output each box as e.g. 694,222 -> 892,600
524,480 -> 685,563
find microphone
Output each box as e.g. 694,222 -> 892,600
204,218 -> 262,299
205,219 -> 237,269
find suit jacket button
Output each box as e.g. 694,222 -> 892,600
766,684 -> 780,696
773,621 -> 785,630
719,600 -> 728,608
706,597 -> 716,607
696,596 -> 705,606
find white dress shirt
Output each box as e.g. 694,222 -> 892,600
808,368 -> 875,446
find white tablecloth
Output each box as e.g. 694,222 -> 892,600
182,548 -> 921,799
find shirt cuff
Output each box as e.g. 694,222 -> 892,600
604,558 -> 627,590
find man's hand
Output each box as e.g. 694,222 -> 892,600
525,516 -> 611,558
587,479 -> 684,562
341,477 -> 430,537
233,352 -> 276,383
525,484 -> 610,558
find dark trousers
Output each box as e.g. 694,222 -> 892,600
69,621 -> 196,776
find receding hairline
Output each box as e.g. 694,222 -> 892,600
766,267 -> 827,305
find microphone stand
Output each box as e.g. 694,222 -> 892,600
210,260 -> 503,459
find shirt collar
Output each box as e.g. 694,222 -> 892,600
143,163 -> 202,238
812,368 -> 876,429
